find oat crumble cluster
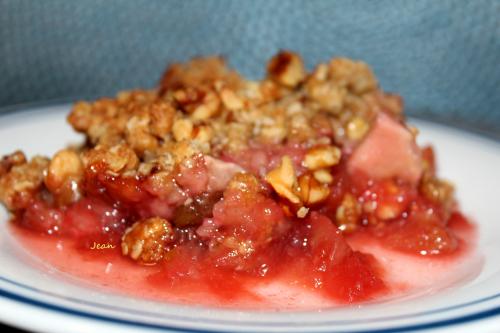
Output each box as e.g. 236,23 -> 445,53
0,51 -> 455,265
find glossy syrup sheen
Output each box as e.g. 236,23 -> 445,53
9,212 -> 480,310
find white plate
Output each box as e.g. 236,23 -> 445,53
0,104 -> 499,333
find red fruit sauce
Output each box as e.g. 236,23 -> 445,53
7,146 -> 480,310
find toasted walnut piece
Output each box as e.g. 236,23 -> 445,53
307,81 -> 346,112
44,149 -> 83,204
312,169 -> 333,184
159,56 -> 242,94
329,58 -> 378,94
125,114 -> 159,155
296,206 -> 309,218
172,118 -> 194,142
193,125 -> 214,143
220,88 -> 244,110
224,122 -> 252,152
172,88 -> 203,109
139,152 -> 175,175
297,173 -> 330,205
303,146 -> 341,171
121,217 -> 174,264
67,101 -> 93,132
61,53 -> 401,189
336,193 -> 361,233
0,150 -> 26,176
0,156 -> 49,210
87,123 -> 122,147
265,156 -> 300,204
259,122 -> 288,144
420,177 -> 455,208
288,113 -> 315,143
267,51 -> 306,88
168,141 -> 201,163
107,144 -> 140,172
191,91 -> 221,121
149,101 -> 175,137
83,144 -> 139,173
372,92 -> 404,117
344,94 -> 372,119
258,78 -> 287,102
346,116 -> 370,141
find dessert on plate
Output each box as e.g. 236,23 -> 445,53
0,51 -> 474,307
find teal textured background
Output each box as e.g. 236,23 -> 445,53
0,0 -> 499,134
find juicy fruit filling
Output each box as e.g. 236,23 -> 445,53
0,52 -> 468,304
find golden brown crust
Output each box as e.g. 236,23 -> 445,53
121,217 -> 174,264
0,155 -> 49,210
0,52 -> 421,215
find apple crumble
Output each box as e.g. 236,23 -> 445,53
0,51 -> 469,303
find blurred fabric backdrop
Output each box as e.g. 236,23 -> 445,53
0,0 -> 499,135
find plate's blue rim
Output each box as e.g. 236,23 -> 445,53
1,272 -> 500,327
0,101 -> 500,332
1,275 -> 500,333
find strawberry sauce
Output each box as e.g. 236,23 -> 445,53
9,208 -> 479,310
5,142 -> 481,310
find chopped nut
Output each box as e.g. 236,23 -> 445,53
267,51 -> 306,88
172,118 -> 194,142
45,149 -> 83,191
296,206 -> 309,218
191,92 -> 221,121
220,88 -> 244,110
193,125 -> 214,143
168,141 -> 201,163
159,56 -> 243,94
312,169 -> 333,184
62,52 -> 390,174
83,144 -> 139,173
149,101 -> 175,137
307,82 -> 346,112
420,177 -> 455,208
45,149 -> 84,204
259,123 -> 288,144
0,156 -> 49,210
68,101 -> 93,132
297,173 -> 330,205
303,145 -> 341,170
335,193 -> 361,233
0,150 -> 26,176
121,217 -> 174,264
329,58 -> 378,94
265,156 -> 300,204
346,116 -> 370,141
125,114 -> 159,155
288,113 -> 315,143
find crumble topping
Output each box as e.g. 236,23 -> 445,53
65,51 -> 402,163
0,152 -> 49,210
121,217 -> 175,264
0,51 -> 457,267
